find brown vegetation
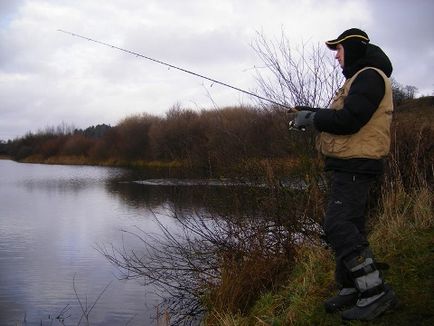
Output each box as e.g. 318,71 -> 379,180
5,105 -> 304,177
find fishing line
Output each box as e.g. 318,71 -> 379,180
57,29 -> 292,109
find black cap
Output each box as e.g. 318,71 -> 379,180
326,28 -> 370,50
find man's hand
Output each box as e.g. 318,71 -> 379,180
289,110 -> 316,131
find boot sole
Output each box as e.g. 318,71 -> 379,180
342,289 -> 399,321
364,295 -> 399,321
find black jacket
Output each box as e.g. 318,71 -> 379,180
314,44 -> 393,175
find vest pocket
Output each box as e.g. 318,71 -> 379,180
319,133 -> 352,155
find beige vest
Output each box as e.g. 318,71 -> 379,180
316,67 -> 393,159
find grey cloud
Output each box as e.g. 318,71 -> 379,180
0,0 -> 24,17
124,27 -> 251,67
367,0 -> 434,93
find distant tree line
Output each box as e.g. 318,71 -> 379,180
391,78 -> 418,106
0,140 -> 7,156
78,124 -> 112,139
4,105 -> 314,176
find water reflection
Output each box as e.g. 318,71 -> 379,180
20,178 -> 97,193
0,160 -> 288,325
0,160 -> 170,325
105,178 -> 268,219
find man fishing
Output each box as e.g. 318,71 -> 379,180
291,28 -> 398,321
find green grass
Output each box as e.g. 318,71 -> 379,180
205,185 -> 434,325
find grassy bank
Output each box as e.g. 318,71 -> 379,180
205,183 -> 434,325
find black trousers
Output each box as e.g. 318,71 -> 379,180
322,171 -> 376,287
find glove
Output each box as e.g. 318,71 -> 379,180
291,110 -> 316,131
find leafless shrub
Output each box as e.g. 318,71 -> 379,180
252,30 -> 343,109
61,134 -> 93,156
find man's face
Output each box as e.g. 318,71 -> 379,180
335,44 -> 344,68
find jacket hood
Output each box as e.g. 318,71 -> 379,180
343,44 -> 393,78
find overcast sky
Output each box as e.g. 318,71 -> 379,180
1,0 -> 433,140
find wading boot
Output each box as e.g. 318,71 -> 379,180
342,284 -> 398,321
341,249 -> 398,321
324,287 -> 358,313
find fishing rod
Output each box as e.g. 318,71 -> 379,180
57,29 -> 292,109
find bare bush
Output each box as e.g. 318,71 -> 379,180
61,134 -> 93,156
113,113 -> 157,161
252,30 -> 343,109
149,105 -> 205,167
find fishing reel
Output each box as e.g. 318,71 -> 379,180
288,120 -> 306,132
287,107 -> 306,132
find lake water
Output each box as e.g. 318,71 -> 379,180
0,160 -> 207,325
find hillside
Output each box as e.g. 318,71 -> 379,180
395,96 -> 434,112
